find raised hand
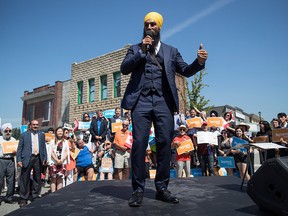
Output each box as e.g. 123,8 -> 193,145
197,43 -> 208,65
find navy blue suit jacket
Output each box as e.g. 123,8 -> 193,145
90,117 -> 108,143
16,131 -> 47,168
120,42 -> 205,112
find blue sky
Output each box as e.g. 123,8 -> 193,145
0,0 -> 287,128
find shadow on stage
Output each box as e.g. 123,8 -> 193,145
7,176 -> 272,216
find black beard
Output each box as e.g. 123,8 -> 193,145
142,30 -> 161,48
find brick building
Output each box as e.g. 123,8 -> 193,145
21,80 -> 70,131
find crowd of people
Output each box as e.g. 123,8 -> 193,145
0,107 -> 287,207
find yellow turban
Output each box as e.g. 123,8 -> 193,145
144,12 -> 163,29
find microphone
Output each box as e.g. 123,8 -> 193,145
145,30 -> 154,51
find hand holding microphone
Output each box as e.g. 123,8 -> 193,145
142,30 -> 154,53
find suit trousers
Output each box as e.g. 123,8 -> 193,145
131,92 -> 174,192
0,158 -> 15,200
19,155 -> 42,201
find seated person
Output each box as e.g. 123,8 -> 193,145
75,139 -> 94,181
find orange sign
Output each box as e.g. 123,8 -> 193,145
186,117 -> 202,129
149,169 -> 156,179
207,117 -> 223,127
253,136 -> 269,143
176,139 -> 194,155
272,128 -> 288,142
70,148 -> 80,160
2,141 -> 19,154
112,122 -> 122,133
45,133 -> 54,142
101,157 -> 113,169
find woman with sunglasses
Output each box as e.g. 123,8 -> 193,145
78,113 -> 91,144
222,112 -> 236,136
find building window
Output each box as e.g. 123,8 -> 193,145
88,78 -> 95,102
113,71 -> 121,98
77,81 -> 83,104
100,75 -> 107,100
43,101 -> 51,121
27,105 -> 35,122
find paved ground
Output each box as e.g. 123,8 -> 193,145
0,185 -> 50,216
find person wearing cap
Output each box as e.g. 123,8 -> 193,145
121,11 -> 208,207
0,123 -> 17,205
235,122 -> 254,175
97,140 -> 115,180
171,125 -> 193,178
195,122 -> 216,176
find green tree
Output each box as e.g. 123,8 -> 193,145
12,128 -> 21,140
182,69 -> 211,112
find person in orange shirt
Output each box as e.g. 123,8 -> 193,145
113,120 -> 131,180
171,125 -> 193,178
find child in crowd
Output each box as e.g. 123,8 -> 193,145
98,140 -> 115,180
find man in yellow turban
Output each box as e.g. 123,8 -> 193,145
121,11 -> 208,207
144,12 -> 163,29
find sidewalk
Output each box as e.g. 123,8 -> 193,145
0,185 -> 50,216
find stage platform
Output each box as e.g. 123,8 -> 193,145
7,176 -> 271,216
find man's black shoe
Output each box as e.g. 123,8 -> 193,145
128,191 -> 143,207
4,199 -> 16,204
19,200 -> 28,208
155,189 -> 179,204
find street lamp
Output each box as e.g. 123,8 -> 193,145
258,111 -> 261,122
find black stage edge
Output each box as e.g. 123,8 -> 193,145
7,176 -> 272,216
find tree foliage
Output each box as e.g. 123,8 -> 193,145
182,69 -> 211,112
12,128 -> 21,140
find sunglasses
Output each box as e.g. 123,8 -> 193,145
122,124 -> 129,127
179,129 -> 186,131
4,130 -> 12,133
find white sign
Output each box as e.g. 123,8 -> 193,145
196,131 -> 218,145
250,143 -> 287,150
